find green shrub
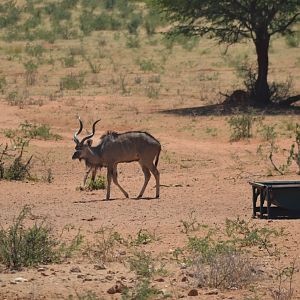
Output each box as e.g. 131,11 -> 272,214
62,54 -> 76,67
25,43 -> 45,58
127,13 -> 142,34
125,34 -> 140,48
85,175 -> 106,191
0,75 -> 6,93
60,73 -> 85,90
128,251 -> 155,278
86,227 -> 124,264
122,280 -> 161,300
24,60 -> 38,85
137,58 -> 157,72
228,113 -> 257,141
145,85 -> 160,99
0,206 -> 83,270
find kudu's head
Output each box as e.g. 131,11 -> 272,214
72,118 -> 101,161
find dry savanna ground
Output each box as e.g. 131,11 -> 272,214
0,1 -> 300,299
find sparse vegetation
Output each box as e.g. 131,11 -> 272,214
0,206 -> 83,270
0,1 -> 299,299
228,113 -> 258,141
60,73 -> 85,90
84,175 -> 106,191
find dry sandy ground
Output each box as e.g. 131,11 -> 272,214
0,96 -> 299,300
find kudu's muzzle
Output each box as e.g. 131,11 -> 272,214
72,151 -> 81,160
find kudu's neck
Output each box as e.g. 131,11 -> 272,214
85,145 -> 103,165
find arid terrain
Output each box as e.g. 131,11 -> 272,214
0,1 -> 300,299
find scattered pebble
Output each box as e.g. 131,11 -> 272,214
94,264 -> 106,270
70,266 -> 81,273
107,281 -> 126,294
188,289 -> 198,296
10,277 -> 28,284
203,289 -> 218,295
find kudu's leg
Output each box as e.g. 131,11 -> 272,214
106,166 -> 113,200
83,167 -> 92,186
137,165 -> 151,199
149,163 -> 160,198
112,165 -> 129,198
91,167 -> 97,182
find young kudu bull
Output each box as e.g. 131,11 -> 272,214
72,118 -> 161,200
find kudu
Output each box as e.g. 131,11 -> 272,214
72,118 -> 161,200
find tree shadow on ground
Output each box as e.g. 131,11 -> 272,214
161,102 -> 300,117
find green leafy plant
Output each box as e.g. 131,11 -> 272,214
228,113 -> 257,141
122,280 -> 161,300
180,210 -> 201,234
128,251 -> 155,278
84,175 -> 106,191
60,73 -> 85,90
85,226 -> 124,264
0,206 -> 83,270
24,60 -> 38,85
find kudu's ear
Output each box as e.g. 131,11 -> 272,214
87,139 -> 93,146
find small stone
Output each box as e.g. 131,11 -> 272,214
154,278 -> 165,282
119,250 -> 126,256
204,289 -> 218,295
15,277 -> 28,283
105,275 -> 114,281
188,289 -> 198,296
180,263 -> 187,269
181,276 -> 188,282
70,266 -> 81,273
11,277 -> 28,284
77,274 -> 85,279
41,272 -> 50,277
94,264 -> 106,270
37,267 -> 47,272
83,278 -> 93,282
107,281 -> 126,294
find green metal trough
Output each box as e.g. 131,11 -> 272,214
249,181 -> 300,219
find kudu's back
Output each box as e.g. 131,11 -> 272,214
99,131 -> 161,165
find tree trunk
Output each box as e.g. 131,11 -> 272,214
253,31 -> 271,106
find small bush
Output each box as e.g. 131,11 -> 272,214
127,13 -> 142,34
83,55 -> 101,74
60,73 -> 85,90
257,123 -> 277,142
145,85 -> 160,99
126,35 -> 140,48
62,54 -> 76,67
0,75 -> 6,93
85,175 -> 106,191
0,206 -> 83,270
122,280 -> 161,300
129,229 -> 157,246
85,227 -> 124,264
137,58 -> 157,72
0,142 -> 32,181
25,43 -> 45,59
6,121 -> 62,141
228,113 -> 257,141
24,60 -> 38,85
128,251 -> 155,278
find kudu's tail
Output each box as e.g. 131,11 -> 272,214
154,146 -> 161,167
